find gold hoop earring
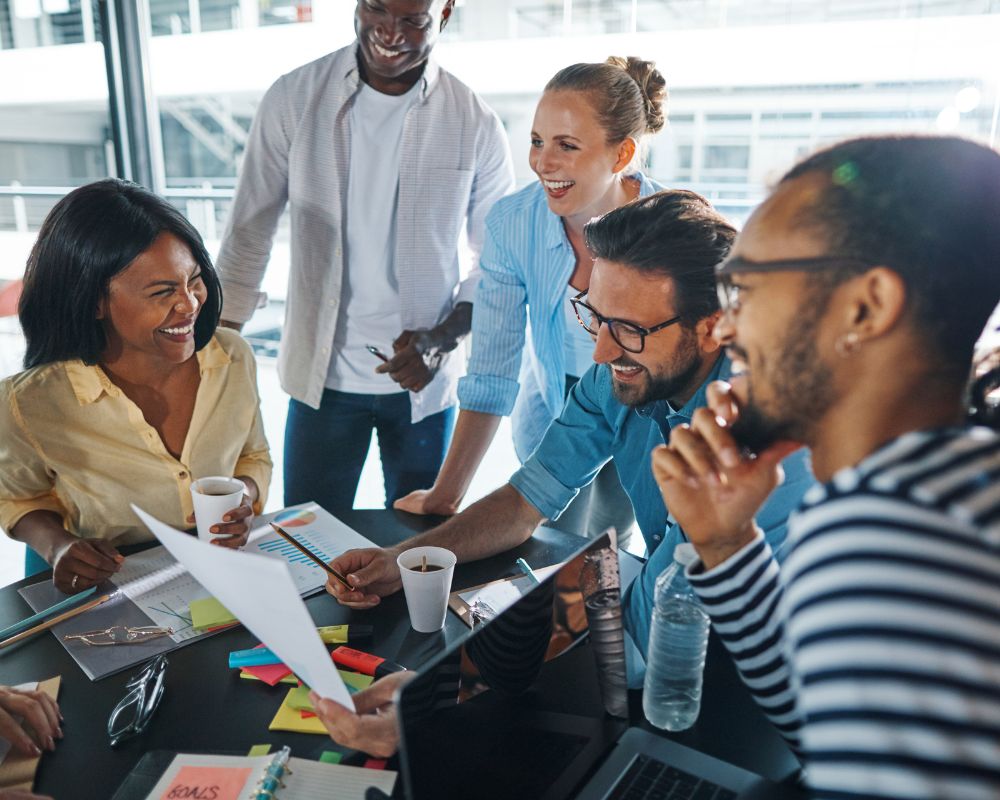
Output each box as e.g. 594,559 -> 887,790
834,331 -> 861,358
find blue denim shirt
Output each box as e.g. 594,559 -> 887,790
458,175 -> 662,462
509,354 -> 815,654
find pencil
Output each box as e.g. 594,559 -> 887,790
268,522 -> 356,591
0,592 -> 114,650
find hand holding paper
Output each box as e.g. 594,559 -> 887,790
131,505 -> 353,710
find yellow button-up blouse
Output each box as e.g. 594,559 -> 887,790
0,328 -> 272,545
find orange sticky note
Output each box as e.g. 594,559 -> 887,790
158,765 -> 253,800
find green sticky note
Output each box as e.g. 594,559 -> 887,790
338,669 -> 374,694
286,685 -> 314,712
247,744 -> 271,757
189,596 -> 236,629
319,751 -> 342,764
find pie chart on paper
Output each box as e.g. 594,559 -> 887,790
273,507 -> 317,527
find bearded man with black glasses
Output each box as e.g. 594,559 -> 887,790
322,189 -> 815,661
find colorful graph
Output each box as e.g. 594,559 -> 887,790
256,533 -> 331,568
273,507 -> 317,527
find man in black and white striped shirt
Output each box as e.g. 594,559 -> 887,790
651,135 -> 1000,799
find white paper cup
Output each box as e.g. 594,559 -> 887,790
190,476 -> 246,542
397,546 -> 456,633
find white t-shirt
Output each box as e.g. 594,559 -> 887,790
326,80 -> 421,394
563,284 -> 596,378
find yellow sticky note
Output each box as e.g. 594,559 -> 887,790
247,744 -> 271,757
189,597 -> 236,629
268,688 -> 329,735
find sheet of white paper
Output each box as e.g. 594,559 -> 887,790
132,505 -> 354,710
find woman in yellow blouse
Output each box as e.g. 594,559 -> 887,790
0,179 -> 272,594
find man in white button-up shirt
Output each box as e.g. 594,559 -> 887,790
216,0 -> 514,516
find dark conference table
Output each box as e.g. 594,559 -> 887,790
0,510 -> 801,799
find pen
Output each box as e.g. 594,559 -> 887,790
268,522 -> 356,592
365,344 -> 389,362
0,592 -> 115,650
331,646 -> 406,679
0,585 -> 97,642
515,557 -> 540,585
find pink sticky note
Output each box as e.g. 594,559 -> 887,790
242,662 -> 293,686
158,766 -> 253,800
240,643 -> 292,686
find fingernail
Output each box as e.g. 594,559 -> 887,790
210,526 -> 218,533
46,736 -> 55,750
686,477 -> 701,489
721,448 -> 740,468
708,472 -> 721,487
31,743 -> 42,756
56,727 -> 64,739
223,515 -> 231,522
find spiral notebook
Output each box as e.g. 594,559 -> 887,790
122,750 -> 396,800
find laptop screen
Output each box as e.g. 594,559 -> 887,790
396,532 -> 627,800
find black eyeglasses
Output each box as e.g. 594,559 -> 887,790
570,291 -> 682,354
108,654 -> 167,747
715,255 -> 873,315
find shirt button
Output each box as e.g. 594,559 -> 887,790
328,300 -> 336,307
321,347 -> 330,355
653,534 -> 662,541
178,471 -> 187,478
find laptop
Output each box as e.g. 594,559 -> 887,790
393,533 -> 801,800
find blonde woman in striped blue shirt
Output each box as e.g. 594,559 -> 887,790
396,57 -> 666,538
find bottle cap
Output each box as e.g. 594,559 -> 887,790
673,542 -> 698,566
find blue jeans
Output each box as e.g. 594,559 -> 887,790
284,389 -> 456,518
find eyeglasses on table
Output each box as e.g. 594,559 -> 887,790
63,624 -> 173,646
108,653 -> 168,747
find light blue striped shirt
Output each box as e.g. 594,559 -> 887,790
457,175 -> 661,461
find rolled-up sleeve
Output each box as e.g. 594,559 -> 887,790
0,389 -> 68,534
509,367 -> 614,519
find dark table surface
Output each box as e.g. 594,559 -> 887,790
0,509 -> 800,799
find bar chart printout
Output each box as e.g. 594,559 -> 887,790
244,503 -> 377,595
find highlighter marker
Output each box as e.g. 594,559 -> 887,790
317,624 -> 373,644
331,646 -> 406,679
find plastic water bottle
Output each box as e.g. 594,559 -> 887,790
642,543 -> 710,731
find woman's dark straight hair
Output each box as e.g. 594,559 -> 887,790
19,178 -> 222,369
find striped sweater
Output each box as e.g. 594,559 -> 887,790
689,427 -> 1000,799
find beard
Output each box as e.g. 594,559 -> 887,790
609,326 -> 704,408
728,311 -> 836,454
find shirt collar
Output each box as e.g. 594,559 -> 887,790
65,361 -> 113,405
634,352 -> 731,421
64,334 -> 230,406
347,43 -> 439,102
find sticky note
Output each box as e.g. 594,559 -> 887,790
268,688 -> 329,735
157,766 -> 252,800
240,670 -> 298,686
247,744 -> 271,757
319,751 -> 342,764
189,596 -> 237,630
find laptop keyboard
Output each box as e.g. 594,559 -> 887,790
606,754 -> 738,800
